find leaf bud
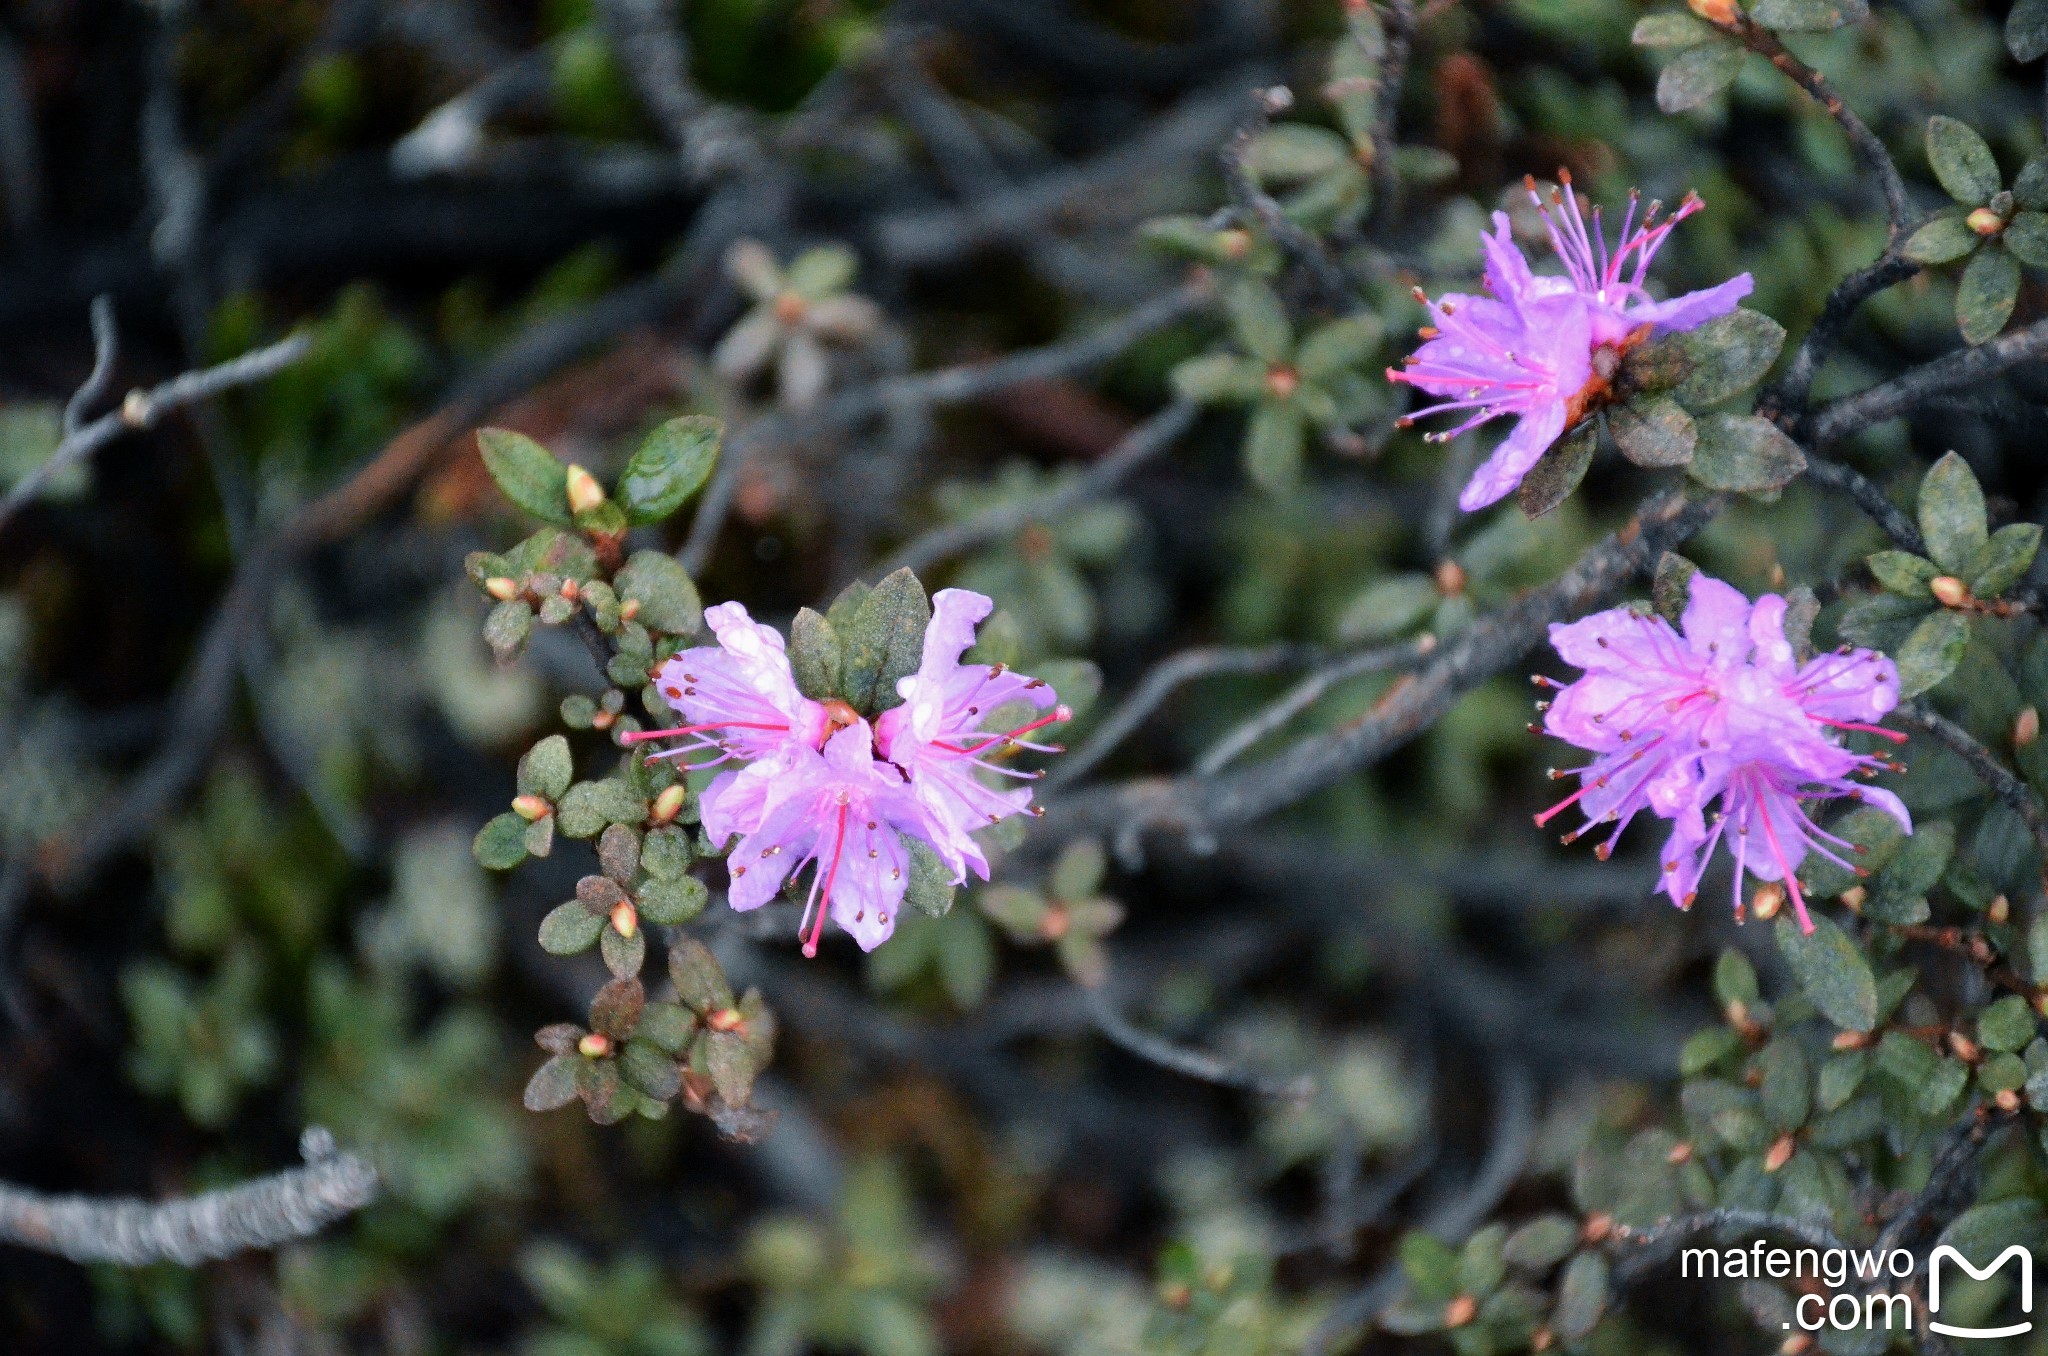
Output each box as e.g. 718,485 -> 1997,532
577,1032 -> 612,1058
1435,559 -> 1467,597
1989,893 -> 2011,924
610,900 -> 638,939
650,784 -> 687,824
1930,575 -> 1971,607
1996,1088 -> 2022,1112
1947,1031 -> 1979,1063
2016,708 -> 2040,748
707,1007 -> 745,1033
1264,365 -> 1300,400
1763,1134 -> 1795,1173
565,464 -> 607,515
1968,207 -> 2006,237
1751,881 -> 1784,922
1444,1295 -> 1478,1329
1687,0 -> 1739,22
512,794 -> 553,821
485,576 -> 521,601
1839,885 -> 1866,913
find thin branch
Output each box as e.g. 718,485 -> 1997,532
1803,453 -> 1925,555
1043,490 -> 1720,855
0,1129 -> 377,1267
62,296 -> 118,436
1874,1112 -> 2008,1254
1767,254 -> 1922,425
1893,701 -> 2048,864
1808,315 -> 2048,449
1364,0 -> 1417,229
680,286 -> 1207,575
1195,634 -> 1439,775
0,328 -> 312,535
1047,642 -> 1320,790
1220,88 -> 1359,307
1610,1208 -> 1851,1286
877,400 -> 1199,577
1081,977 -> 1315,1101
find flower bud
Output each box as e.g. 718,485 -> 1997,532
2017,708 -> 2040,748
1751,881 -> 1784,922
1435,559 -> 1467,597
1217,228 -> 1253,260
1763,1135 -> 1796,1173
512,794 -> 552,821
1782,1335 -> 1814,1356
609,900 -> 638,939
121,389 -> 152,427
1687,0 -> 1740,23
1265,365 -> 1300,400
1839,885 -> 1866,913
577,1032 -> 612,1058
1947,1031 -> 1979,1063
1041,902 -> 1071,941
1581,1212 -> 1614,1243
620,598 -> 642,622
592,709 -> 616,731
1930,575 -> 1971,607
560,578 -> 580,601
1990,893 -> 2011,924
1831,1030 -> 1867,1051
1532,1329 -> 1553,1353
2036,991 -> 2048,1020
1968,207 -> 2006,237
707,1006 -> 745,1033
1444,1296 -> 1478,1329
1996,1088 -> 2021,1113
1666,1140 -> 1693,1164
485,576 -> 521,601
650,784 -> 687,824
565,464 -> 607,515
773,291 -> 808,326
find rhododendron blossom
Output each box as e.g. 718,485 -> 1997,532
1390,173 -> 1754,512
626,592 -> 1065,954
1535,574 -> 1909,934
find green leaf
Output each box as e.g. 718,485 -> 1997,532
1051,840 -> 1108,903
1515,420 -> 1597,518
1553,1253 -> 1610,1342
1756,1037 -> 1812,1131
1775,914 -> 1878,1032
1296,315 -> 1383,382
1222,277 -> 1292,364
640,825 -> 693,880
1839,591 -> 1934,651
557,779 -> 648,839
1904,212 -> 1980,265
620,1039 -> 682,1101
1398,1234 -> 1461,1300
619,415 -> 720,524
477,427 -> 573,525
524,1055 -> 581,1111
1927,116 -> 2003,206
1715,948 -> 1760,1007
1815,1050 -> 1867,1112
2016,154 -> 2048,209
1750,0 -> 1867,30
670,937 -> 733,1014
539,902 -> 605,955
1456,1225 -> 1508,1298
788,607 -> 843,701
1653,551 -> 1698,625
473,812 -> 530,870
1245,124 -> 1351,181
600,924 -> 646,979
1656,40 -> 1744,114
636,875 -> 708,926
1919,1056 -> 1968,1114
1502,1216 -> 1579,1271
1632,13 -> 1715,45
2012,0 -> 2048,61
1682,1025 -> 1743,1074
786,243 -> 857,297
1938,1198 -> 2047,1257
1899,589 -> 1972,676
903,839 -> 956,919
518,735 -> 573,801
838,567 -> 931,716
1968,522 -> 2043,597
1916,456 -> 1982,573
614,551 -> 703,637
1335,574 -> 1439,643
1244,400 -> 1307,493
1980,995 -> 2037,1052
1687,414 -> 1806,494
1170,353 -> 1265,405
2003,211 -> 2048,267
706,1029 -> 758,1106
1867,550 -> 1939,597
1608,398 -> 1696,468
1957,244 -> 2020,344
484,600 -> 534,661
1675,309 -> 1787,406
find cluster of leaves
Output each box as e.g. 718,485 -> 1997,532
466,415 -> 782,1134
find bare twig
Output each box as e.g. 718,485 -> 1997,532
1808,316 -> 2048,448
0,1129 -> 377,1267
0,328 -> 312,535
1221,88 -> 1359,306
1804,454 -> 1925,555
1081,977 -> 1315,1101
62,296 -> 118,436
1611,1208 -> 1852,1286
1047,642 -> 1320,789
878,400 -> 1199,577
1893,702 -> 2048,865
1195,634 -> 1439,775
1043,490 -> 1720,856
680,286 -> 1207,575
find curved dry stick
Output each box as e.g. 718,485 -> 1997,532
1808,316 -> 2048,449
0,1129 -> 377,1267
1081,976 -> 1315,1101
1893,701 -> 2048,865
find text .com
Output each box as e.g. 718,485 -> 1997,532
1680,1242 -> 2033,1339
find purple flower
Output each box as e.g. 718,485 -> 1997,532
1536,574 -> 1909,934
877,589 -> 1069,883
1390,174 -> 1753,513
627,591 -> 1064,954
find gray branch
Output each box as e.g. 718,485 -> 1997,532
0,1129 -> 377,1267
